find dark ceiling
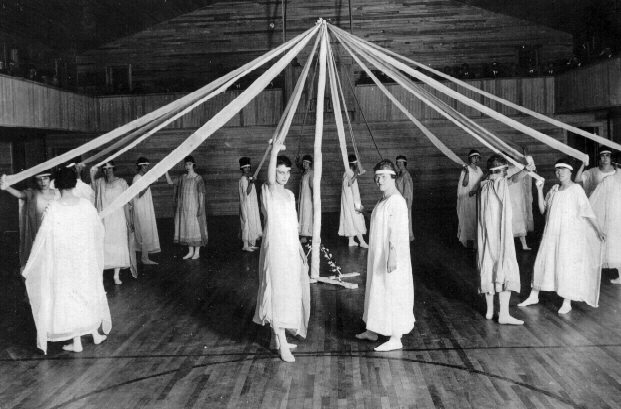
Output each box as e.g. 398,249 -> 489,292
1,0 -> 620,54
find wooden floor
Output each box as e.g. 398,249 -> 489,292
2,209 -> 621,408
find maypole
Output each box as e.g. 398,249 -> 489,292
310,20 -> 328,280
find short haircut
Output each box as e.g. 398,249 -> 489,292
373,159 -> 397,179
276,155 -> 292,168
54,167 -> 77,190
487,155 -> 507,172
184,155 -> 196,164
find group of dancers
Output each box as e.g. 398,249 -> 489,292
457,146 -> 619,324
3,141 -> 619,360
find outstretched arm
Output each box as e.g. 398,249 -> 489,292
0,175 -> 26,199
508,162 -> 536,186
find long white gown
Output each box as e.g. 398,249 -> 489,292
94,178 -> 131,271
456,166 -> 483,246
363,193 -> 415,336
507,166 -> 534,237
580,167 -> 615,197
396,169 -> 414,241
477,177 -> 521,294
132,174 -> 161,253
532,184 -> 602,306
22,199 -> 111,355
298,170 -> 314,237
254,185 -> 310,337
338,170 -> 367,237
590,170 -> 621,270
238,176 -> 262,243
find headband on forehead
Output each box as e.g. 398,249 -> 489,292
469,152 -> 481,158
302,159 -> 312,163
102,164 -> 115,169
375,170 -> 396,175
490,164 -> 509,171
396,158 -> 407,162
600,150 -> 612,155
555,163 -> 574,171
349,160 -> 358,164
35,172 -> 52,177
137,162 -> 150,166
240,164 -> 250,169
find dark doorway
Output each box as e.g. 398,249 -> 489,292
566,127 -> 600,166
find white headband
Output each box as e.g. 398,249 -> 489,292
240,164 -> 250,169
469,153 -> 480,157
137,162 -> 150,166
490,164 -> 508,171
66,163 -> 76,168
302,160 -> 311,163
600,150 -> 612,155
555,163 -> 574,171
35,173 -> 51,177
349,160 -> 358,164
102,164 -> 114,169
396,159 -> 407,162
375,170 -> 396,175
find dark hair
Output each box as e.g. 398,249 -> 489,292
373,159 -> 397,179
55,167 -> 77,190
276,155 -> 292,168
184,155 -> 196,164
302,154 -> 313,163
103,160 -> 116,169
487,155 -> 507,172
136,156 -> 150,170
396,155 -> 407,162
555,156 -> 575,170
598,146 -> 613,156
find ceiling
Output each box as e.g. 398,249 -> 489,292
1,0 -> 620,54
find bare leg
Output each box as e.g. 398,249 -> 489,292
113,268 -> 122,285
62,336 -> 83,353
270,331 -> 297,349
348,236 -> 357,247
92,330 -> 107,345
375,334 -> 403,352
141,245 -> 158,265
191,246 -> 200,259
519,236 -> 531,250
275,327 -> 295,362
355,330 -> 378,341
183,246 -> 194,259
558,298 -> 572,314
485,293 -> 494,320
498,291 -> 524,325
518,289 -> 540,307
357,234 -> 369,248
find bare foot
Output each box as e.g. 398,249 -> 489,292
270,333 -> 297,350
114,278 -> 122,285
93,334 -> 107,345
522,246 -> 532,251
276,334 -> 295,362
242,247 -> 254,252
611,277 -> 621,285
191,253 -> 200,260
250,246 -> 259,250
558,305 -> 572,314
374,338 -> 402,352
62,344 -> 83,353
310,278 -> 318,284
498,315 -> 524,325
182,252 -> 194,260
486,309 -> 494,320
518,297 -> 539,307
355,331 -> 378,341
360,242 -> 369,249
141,259 -> 158,265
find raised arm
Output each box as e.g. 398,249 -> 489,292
245,177 -> 254,195
267,140 -> 285,192
508,162 -> 536,186
0,175 -> 27,199
461,166 -> 469,187
89,166 -> 99,190
164,171 -> 174,185
347,170 -> 359,187
535,180 -> 546,215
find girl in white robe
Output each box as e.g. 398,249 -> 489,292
589,168 -> 621,282
507,164 -> 534,250
297,155 -> 314,241
575,146 -> 616,197
91,161 -> 136,285
477,155 -> 535,325
132,157 -> 161,264
356,160 -> 415,352
238,156 -> 262,251
457,150 -> 484,248
395,155 -> 414,241
519,158 -> 606,314
253,142 -> 310,363
339,154 -> 368,247
22,168 -> 110,354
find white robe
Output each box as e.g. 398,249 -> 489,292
477,177 -> 521,294
132,174 -> 161,253
22,199 -> 111,354
507,166 -> 534,237
396,169 -> 414,241
338,170 -> 367,236
456,166 -> 483,245
532,184 -> 602,306
580,167 -> 615,197
298,170 -> 313,237
239,176 -> 262,243
590,170 -> 621,270
254,185 -> 310,337
363,193 -> 415,336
